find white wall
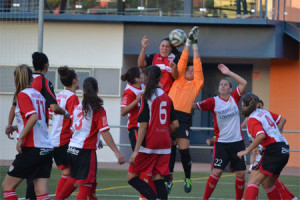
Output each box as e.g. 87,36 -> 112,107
0,22 -> 125,164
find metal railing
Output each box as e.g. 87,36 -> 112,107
110,125 -> 300,152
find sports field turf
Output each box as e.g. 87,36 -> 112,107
0,166 -> 299,199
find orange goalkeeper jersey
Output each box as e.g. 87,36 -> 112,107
168,51 -> 204,114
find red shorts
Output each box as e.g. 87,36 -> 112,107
129,153 -> 170,176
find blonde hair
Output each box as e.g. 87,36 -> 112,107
14,65 -> 33,95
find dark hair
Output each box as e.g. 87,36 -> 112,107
186,62 -> 193,72
161,36 -> 170,42
144,65 -> 161,100
258,99 -> 264,107
241,93 -> 259,117
58,66 -> 77,87
14,64 -> 33,96
121,67 -> 140,85
82,77 -> 103,119
32,52 -> 49,71
220,78 -> 232,88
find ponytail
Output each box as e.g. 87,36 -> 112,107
143,65 -> 161,100
82,77 -> 103,119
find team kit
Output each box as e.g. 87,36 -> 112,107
3,27 -> 296,200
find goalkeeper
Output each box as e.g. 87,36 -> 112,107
167,26 -> 204,194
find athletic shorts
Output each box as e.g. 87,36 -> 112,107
128,127 -> 138,151
171,111 -> 191,139
53,144 -> 70,170
68,146 -> 97,185
212,141 -> 246,171
129,153 -> 170,176
253,142 -> 289,178
8,147 -> 53,179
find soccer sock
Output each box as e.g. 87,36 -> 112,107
275,179 -> 295,199
3,191 -> 18,200
179,149 -> 192,179
55,177 -> 77,200
154,179 -> 168,200
235,176 -> 245,200
88,182 -> 98,200
169,145 -> 177,177
244,183 -> 259,200
128,177 -> 156,199
76,185 -> 92,200
264,185 -> 281,200
203,174 -> 220,200
55,174 -> 69,196
36,193 -> 50,200
26,178 -> 36,199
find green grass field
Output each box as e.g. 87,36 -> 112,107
0,166 -> 299,199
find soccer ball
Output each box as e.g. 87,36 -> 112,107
169,29 -> 187,47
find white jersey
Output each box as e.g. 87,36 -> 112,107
50,89 -> 79,147
247,109 -> 288,147
69,103 -> 110,149
15,88 -> 52,148
197,88 -> 243,143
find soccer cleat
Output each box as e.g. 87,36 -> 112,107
165,181 -> 174,194
292,197 -> 298,200
184,178 -> 192,193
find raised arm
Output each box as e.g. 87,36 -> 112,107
218,64 -> 247,94
121,93 -> 143,116
137,36 -> 148,68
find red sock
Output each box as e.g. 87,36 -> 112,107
36,193 -> 50,200
235,176 -> 245,200
3,191 -> 18,200
139,172 -> 156,199
76,185 -> 92,200
88,182 -> 98,200
275,179 -> 295,199
244,183 -> 259,200
55,177 -> 77,200
203,174 -> 220,200
265,185 -> 281,200
55,174 -> 69,196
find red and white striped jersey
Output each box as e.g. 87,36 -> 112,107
15,88 -> 52,148
247,109 -> 288,147
138,88 -> 177,154
69,103 -> 110,149
146,53 -> 179,94
196,88 -> 243,143
50,89 -> 79,147
121,83 -> 144,130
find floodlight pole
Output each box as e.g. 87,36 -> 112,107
38,0 -> 44,52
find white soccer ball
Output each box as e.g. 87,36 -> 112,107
169,29 -> 187,47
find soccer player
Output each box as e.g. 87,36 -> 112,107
68,77 -> 125,199
193,64 -> 247,200
137,35 -> 180,94
238,93 -> 290,200
167,26 -> 204,193
241,97 -> 297,200
121,67 -> 144,151
51,66 -> 80,199
121,67 -> 155,200
31,52 -> 69,118
127,65 -> 179,200
2,65 -> 53,200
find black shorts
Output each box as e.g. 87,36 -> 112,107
128,127 -> 138,151
171,111 -> 191,139
8,147 -> 53,179
253,142 -> 289,177
68,146 -> 97,185
53,144 -> 70,170
212,141 -> 246,171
